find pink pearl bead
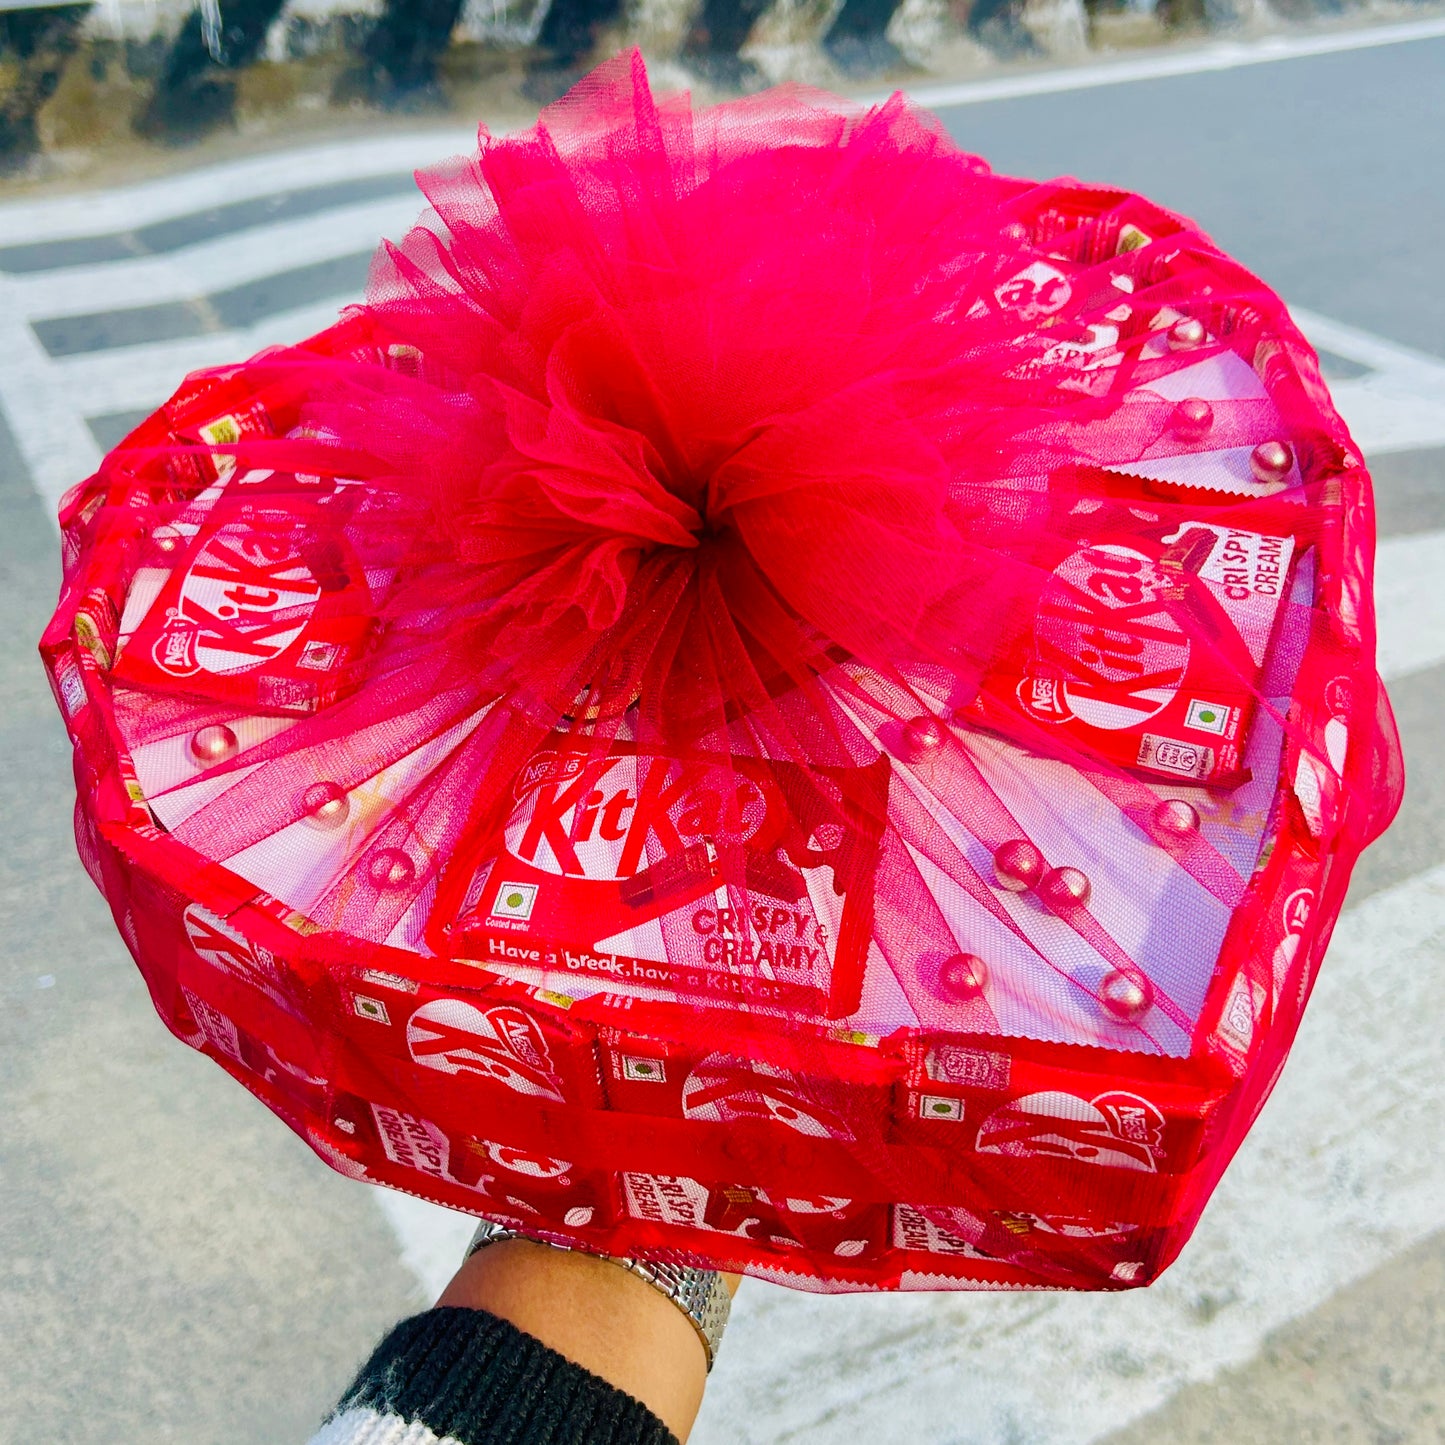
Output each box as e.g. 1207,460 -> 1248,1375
1152,798 -> 1200,838
1167,317 -> 1206,351
902,714 -> 947,760
1170,396 -> 1213,441
1100,969 -> 1152,1021
936,952 -> 989,1000
994,838 -> 1045,893
188,724 -> 237,765
368,848 -> 415,889
1250,440 -> 1293,484
1040,865 -> 1091,912
302,781 -> 349,829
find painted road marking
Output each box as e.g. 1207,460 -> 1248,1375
31,251 -> 375,357
0,274 -> 358,513
1292,307 -> 1445,457
1373,529 -> 1445,684
0,129 -> 473,247
7,195 -> 418,315
888,16 -> 1445,112
689,857 -> 1445,1444
0,173 -> 416,275
0,274 -> 103,510
39,298 -> 352,425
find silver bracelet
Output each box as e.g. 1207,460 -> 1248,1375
465,1218 -> 732,1371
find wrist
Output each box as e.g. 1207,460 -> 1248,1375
438,1237 -> 717,1441
462,1220 -> 734,1372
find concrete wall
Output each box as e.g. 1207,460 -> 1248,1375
0,0 -> 1422,174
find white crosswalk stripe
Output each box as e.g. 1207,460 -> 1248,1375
1375,530 -> 1445,684
0,123 -> 1440,1445
42,299 -> 372,422
0,275 -> 104,510
8,197 -> 415,317
1292,306 -> 1445,458
0,130 -> 472,245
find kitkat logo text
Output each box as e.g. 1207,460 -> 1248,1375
505,752 -> 770,880
406,999 -> 565,1101
1024,544 -> 1188,729
154,524 -> 320,677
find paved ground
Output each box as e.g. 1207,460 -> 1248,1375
1105,1231 -> 1445,1444
0,22 -> 1441,1445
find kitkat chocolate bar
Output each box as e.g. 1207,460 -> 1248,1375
433,746 -> 889,1018
973,512 -> 1295,785
113,492 -> 375,714
326,1090 -> 616,1232
619,1172 -> 889,1268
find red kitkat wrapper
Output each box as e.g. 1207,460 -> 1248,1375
620,1174 -> 890,1275
40,54 -> 1401,1293
328,1089 -> 617,1232
974,506 -> 1296,786
433,746 -> 886,1017
113,484 -> 378,715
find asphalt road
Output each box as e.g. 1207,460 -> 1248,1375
936,34 -> 1445,353
0,25 -> 1442,1445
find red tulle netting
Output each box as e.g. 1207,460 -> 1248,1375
42,52 -> 1402,1292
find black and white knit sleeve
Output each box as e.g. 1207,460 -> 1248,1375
307,1307 -> 679,1445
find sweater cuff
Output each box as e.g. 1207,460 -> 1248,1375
310,1307 -> 679,1445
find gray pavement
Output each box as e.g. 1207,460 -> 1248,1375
1104,1230 -> 1445,1445
1,29 -> 1443,1445
939,53 -> 1445,1436
936,35 -> 1445,353
0,396 -> 422,1443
